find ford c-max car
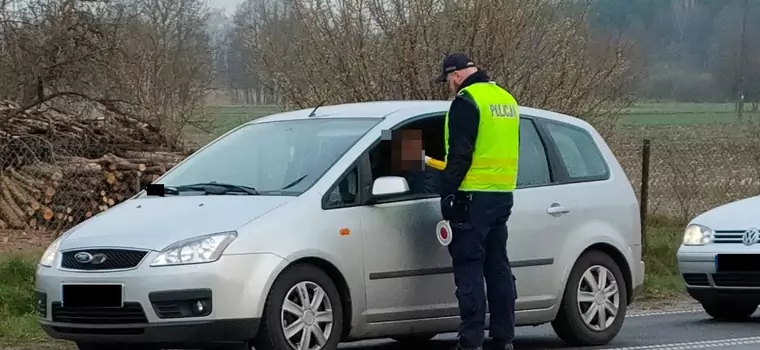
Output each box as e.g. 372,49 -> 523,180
35,101 -> 645,350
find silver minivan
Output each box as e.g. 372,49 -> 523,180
35,101 -> 645,350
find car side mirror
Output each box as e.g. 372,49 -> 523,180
371,176 -> 410,197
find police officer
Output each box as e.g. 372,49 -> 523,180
436,53 -> 519,350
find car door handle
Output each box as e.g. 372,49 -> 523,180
547,203 -> 570,215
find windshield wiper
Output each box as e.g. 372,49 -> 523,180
281,175 -> 308,190
165,182 -> 260,195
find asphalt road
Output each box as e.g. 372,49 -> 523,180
338,307 -> 760,350
2,305 -> 758,350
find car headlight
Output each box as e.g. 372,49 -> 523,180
683,224 -> 714,246
39,238 -> 62,267
150,231 -> 237,267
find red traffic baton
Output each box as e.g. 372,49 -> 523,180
436,220 -> 453,246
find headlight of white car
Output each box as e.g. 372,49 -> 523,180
682,224 -> 714,246
39,237 -> 62,267
151,231 -> 237,267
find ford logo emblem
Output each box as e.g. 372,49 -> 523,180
74,252 -> 94,263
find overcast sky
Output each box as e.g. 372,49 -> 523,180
209,0 -> 243,14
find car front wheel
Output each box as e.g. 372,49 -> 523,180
551,250 -> 627,346
702,299 -> 758,321
253,264 -> 343,350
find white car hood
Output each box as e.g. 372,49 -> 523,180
59,195 -> 293,251
692,195 -> 760,230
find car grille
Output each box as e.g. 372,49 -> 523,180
61,249 -> 148,271
712,273 -> 760,288
714,230 -> 745,244
682,273 -> 709,286
51,302 -> 148,324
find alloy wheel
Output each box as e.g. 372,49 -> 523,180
281,281 -> 334,350
576,265 -> 620,331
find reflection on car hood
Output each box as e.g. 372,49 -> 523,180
59,195 -> 293,251
691,195 -> 760,230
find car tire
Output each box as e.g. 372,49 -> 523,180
701,300 -> 758,321
253,264 -> 344,350
551,250 -> 628,346
391,333 -> 437,343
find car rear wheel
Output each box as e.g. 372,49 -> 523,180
253,264 -> 343,350
551,250 -> 627,346
701,299 -> 758,321
391,333 -> 437,343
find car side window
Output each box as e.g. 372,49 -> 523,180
325,166 -> 359,207
517,118 -> 552,188
545,122 -> 608,180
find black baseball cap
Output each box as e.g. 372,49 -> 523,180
436,53 -> 476,83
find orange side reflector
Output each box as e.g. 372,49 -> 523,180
339,228 -> 351,236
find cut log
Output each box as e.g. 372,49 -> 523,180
0,197 -> 24,228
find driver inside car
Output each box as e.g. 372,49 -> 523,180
391,129 -> 440,195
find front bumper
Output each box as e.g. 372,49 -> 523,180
677,245 -> 760,302
39,318 -> 260,345
35,252 -> 285,344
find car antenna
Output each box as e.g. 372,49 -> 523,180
308,100 -> 327,117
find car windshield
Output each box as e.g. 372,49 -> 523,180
155,118 -> 380,196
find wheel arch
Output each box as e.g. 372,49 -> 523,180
580,243 -> 634,305
286,257 -> 354,340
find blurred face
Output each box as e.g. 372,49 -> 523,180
392,129 -> 424,172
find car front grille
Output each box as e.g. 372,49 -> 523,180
682,273 -> 709,286
61,249 -> 148,271
51,302 -> 148,324
714,230 -> 745,244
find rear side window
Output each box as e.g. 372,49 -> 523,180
517,118 -> 551,187
545,122 -> 609,181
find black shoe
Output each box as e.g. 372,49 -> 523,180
455,344 -> 483,350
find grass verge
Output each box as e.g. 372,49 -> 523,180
0,224 -> 687,344
0,251 -> 48,344
640,221 -> 685,300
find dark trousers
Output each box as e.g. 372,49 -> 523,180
448,191 -> 516,348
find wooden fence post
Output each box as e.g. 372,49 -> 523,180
640,138 -> 651,256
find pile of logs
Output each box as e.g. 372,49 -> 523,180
0,100 -> 187,232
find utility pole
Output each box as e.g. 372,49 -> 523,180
738,0 -> 749,121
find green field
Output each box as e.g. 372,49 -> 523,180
621,102 -> 760,126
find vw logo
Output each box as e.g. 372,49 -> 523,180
742,228 -> 760,246
73,252 -> 108,265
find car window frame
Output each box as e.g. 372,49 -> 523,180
357,112 -> 445,205
532,116 -> 611,185
515,116 -> 563,190
320,156 -> 370,210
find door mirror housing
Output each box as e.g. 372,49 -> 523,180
371,176 -> 410,197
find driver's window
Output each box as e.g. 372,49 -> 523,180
366,116 -> 444,201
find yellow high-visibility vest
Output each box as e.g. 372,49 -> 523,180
444,82 -> 520,192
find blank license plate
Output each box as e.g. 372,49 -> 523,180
61,284 -> 123,308
716,254 -> 760,273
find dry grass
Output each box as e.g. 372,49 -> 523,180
610,122 -> 760,222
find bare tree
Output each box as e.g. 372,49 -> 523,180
239,0 -> 635,130
0,0 -> 214,148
